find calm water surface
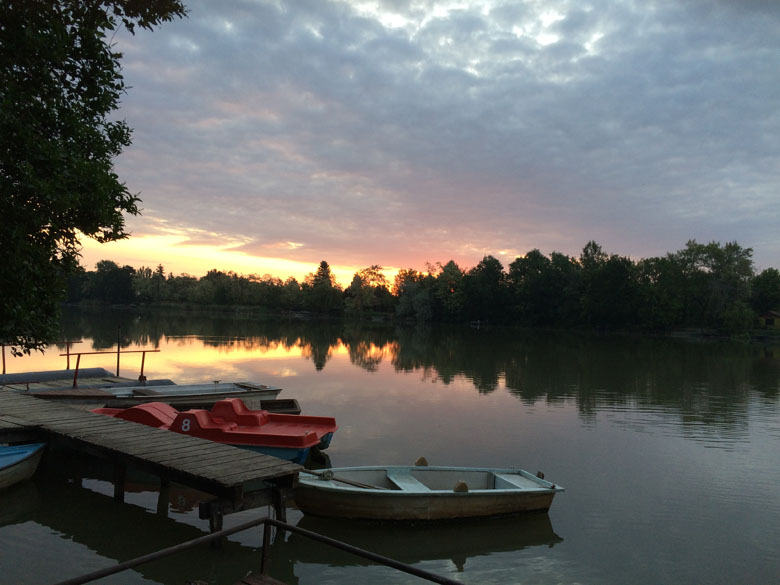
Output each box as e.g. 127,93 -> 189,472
2,308 -> 779,584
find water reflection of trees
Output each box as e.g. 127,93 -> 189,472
59,307 -> 395,373
392,325 -> 505,393
59,308 -> 780,432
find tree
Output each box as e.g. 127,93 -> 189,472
751,268 -> 780,315
0,1 -> 186,354
579,242 -> 638,329
89,260 -> 134,304
463,255 -> 506,321
394,268 -> 433,322
548,251 -> 582,325
303,261 -> 343,314
508,249 -> 581,327
432,260 -> 465,321
345,265 -> 393,314
508,249 -> 552,325
635,255 -> 685,330
345,274 -> 370,314
133,265 -> 155,302
280,277 -> 303,311
393,268 -> 424,296
671,240 -> 754,331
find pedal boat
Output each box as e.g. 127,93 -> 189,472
92,398 -> 337,464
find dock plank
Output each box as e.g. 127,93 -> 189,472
0,389 -> 300,498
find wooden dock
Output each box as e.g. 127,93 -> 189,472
0,388 -> 301,527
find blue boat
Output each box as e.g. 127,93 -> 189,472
0,443 -> 46,491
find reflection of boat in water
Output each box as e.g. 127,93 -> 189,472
41,449 -> 212,514
0,481 -> 41,527
279,513 -> 563,571
295,465 -> 563,520
4,472 -> 267,585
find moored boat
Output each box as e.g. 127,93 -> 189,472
0,443 -> 46,491
29,381 -> 283,407
1,369 -> 283,409
92,398 -> 337,464
294,465 -> 564,521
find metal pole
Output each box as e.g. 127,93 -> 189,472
72,354 -> 81,388
1,344 -> 5,375
139,351 -> 146,383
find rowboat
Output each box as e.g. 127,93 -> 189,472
295,465 -> 564,521
0,443 -> 46,491
92,398 -> 337,464
1,369 -> 284,409
29,381 -> 283,408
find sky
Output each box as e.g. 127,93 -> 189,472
80,0 -> 780,284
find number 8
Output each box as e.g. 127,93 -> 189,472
181,418 -> 191,432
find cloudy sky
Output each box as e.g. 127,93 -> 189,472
81,0 -> 780,283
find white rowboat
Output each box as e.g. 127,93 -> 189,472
295,465 -> 564,521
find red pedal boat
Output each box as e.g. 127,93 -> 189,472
92,398 -> 337,464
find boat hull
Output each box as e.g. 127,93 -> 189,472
32,382 -> 282,408
241,444 -> 311,464
240,432 -> 334,464
295,466 -> 563,521
92,399 -> 337,465
100,388 -> 282,409
0,443 -> 45,491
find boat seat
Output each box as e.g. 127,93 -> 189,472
493,473 -> 530,489
210,398 -> 270,426
132,388 -> 161,396
387,473 -> 431,491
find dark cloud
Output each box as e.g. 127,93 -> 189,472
113,0 -> 780,273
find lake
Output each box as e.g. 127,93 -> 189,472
2,307 -> 779,584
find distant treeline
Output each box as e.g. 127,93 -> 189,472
69,240 -> 780,334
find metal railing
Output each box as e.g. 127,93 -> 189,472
2,340 -> 159,387
60,348 -> 160,387
1,340 -> 82,375
51,514 -> 462,585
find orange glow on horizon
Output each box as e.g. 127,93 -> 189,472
78,234 -> 400,287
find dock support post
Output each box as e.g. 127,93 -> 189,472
272,488 -> 287,523
209,503 -> 224,533
113,464 -> 126,502
260,521 -> 273,575
206,502 -> 225,549
157,479 -> 170,517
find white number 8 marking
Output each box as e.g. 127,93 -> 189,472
181,419 -> 191,432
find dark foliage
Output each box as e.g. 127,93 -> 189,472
72,240 -> 778,336
0,0 -> 186,354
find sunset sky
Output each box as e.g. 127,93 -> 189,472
80,0 -> 780,285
